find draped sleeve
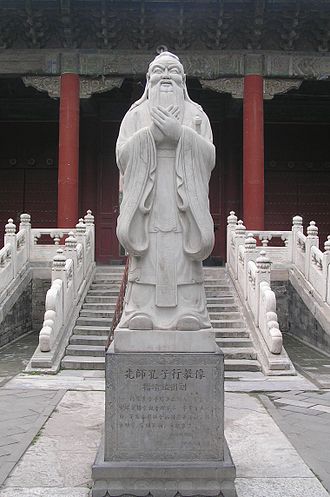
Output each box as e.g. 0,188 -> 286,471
176,116 -> 215,261
116,108 -> 156,256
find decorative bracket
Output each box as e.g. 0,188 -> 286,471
22,76 -> 124,99
200,78 -> 303,99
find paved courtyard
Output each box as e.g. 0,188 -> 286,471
0,332 -> 329,497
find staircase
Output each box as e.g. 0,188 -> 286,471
61,266 -> 261,372
61,266 -> 124,370
204,267 -> 261,372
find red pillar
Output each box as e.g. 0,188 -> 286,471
57,73 -> 80,228
243,75 -> 264,230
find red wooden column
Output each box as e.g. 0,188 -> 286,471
57,73 -> 80,228
243,74 -> 264,230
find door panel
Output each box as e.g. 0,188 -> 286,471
24,169 -> 57,227
96,122 -> 124,264
209,122 -> 225,263
0,170 -> 24,242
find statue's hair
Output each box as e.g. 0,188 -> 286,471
130,51 -> 201,111
147,51 -> 184,76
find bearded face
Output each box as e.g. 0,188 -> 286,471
147,56 -> 185,118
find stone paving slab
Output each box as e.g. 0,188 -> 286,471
4,373 -> 105,392
1,387 -> 329,497
0,488 -> 90,496
0,332 -> 39,388
4,369 -> 317,393
2,391 -> 104,490
261,391 -> 330,494
283,334 -> 330,388
0,389 -> 65,487
235,477 -> 329,497
225,393 -> 314,479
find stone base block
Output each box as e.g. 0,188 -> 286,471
92,438 -> 236,497
114,328 -> 218,352
92,347 -> 236,497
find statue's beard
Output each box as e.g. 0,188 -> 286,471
148,81 -> 185,121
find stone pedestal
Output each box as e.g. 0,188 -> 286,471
92,344 -> 236,497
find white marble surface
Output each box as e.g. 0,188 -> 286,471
116,51 -> 215,333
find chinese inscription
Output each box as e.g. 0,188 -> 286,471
105,354 -> 224,462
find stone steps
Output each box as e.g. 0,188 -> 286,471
61,356 -> 261,372
62,356 -> 105,370
76,316 -> 113,326
74,325 -> 110,335
61,266 -> 262,373
82,302 -> 117,308
90,284 -> 122,290
216,337 -> 252,347
60,265 -> 123,370
213,328 -> 250,338
88,288 -> 120,295
211,319 -> 246,328
85,296 -> 118,303
70,335 -> 108,346
66,344 -> 105,356
80,309 -> 114,318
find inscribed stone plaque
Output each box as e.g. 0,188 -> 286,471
104,350 -> 224,462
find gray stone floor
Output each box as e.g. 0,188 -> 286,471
283,333 -> 330,388
261,391 -> 330,494
0,331 -> 39,387
258,334 -> 330,494
0,388 -> 65,487
0,331 -> 330,496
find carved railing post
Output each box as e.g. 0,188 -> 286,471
4,218 -> 17,278
226,211 -> 238,271
75,218 -> 87,275
243,233 -> 257,300
291,215 -> 303,264
325,236 -> 330,305
233,220 -> 246,279
65,231 -> 78,295
305,220 -> 319,280
84,209 -> 95,225
255,250 -> 271,324
84,209 -> 95,260
52,248 -> 66,283
19,213 -> 31,259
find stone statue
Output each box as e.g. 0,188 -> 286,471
116,51 -> 215,332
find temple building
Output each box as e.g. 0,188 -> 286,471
0,0 -> 330,265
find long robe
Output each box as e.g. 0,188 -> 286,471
116,99 -> 215,330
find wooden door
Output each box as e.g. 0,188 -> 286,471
96,122 -> 124,264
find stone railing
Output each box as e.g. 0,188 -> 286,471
39,218 -> 95,354
227,211 -> 330,306
227,214 -> 283,356
227,212 -> 299,373
0,215 -> 31,298
291,216 -> 330,304
29,213 -> 95,370
0,211 -> 96,370
0,211 -> 95,299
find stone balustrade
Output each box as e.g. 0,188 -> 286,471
0,217 -> 30,297
0,211 -> 96,370
34,214 -> 95,368
227,211 -> 330,307
227,213 -> 283,356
